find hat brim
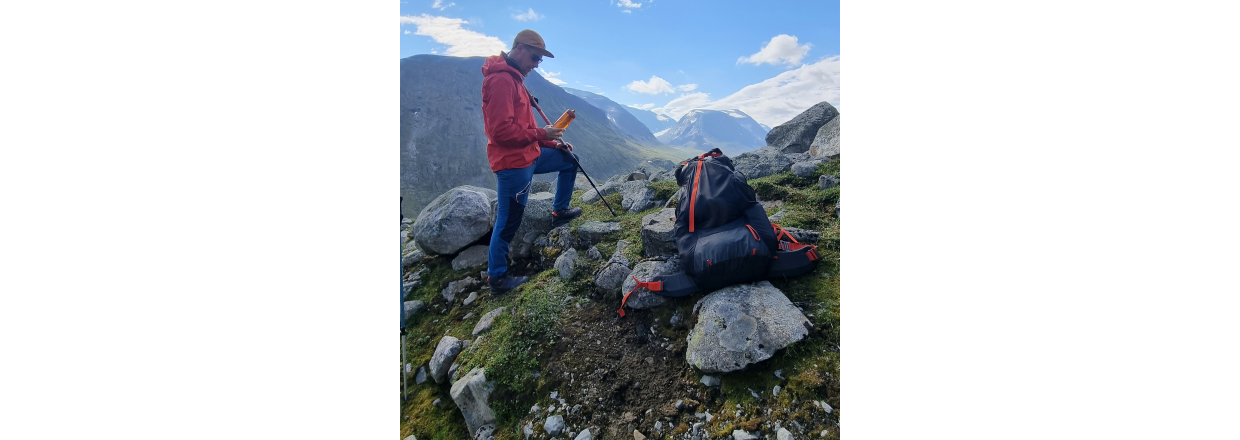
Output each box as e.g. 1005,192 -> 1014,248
526,45 -> 554,58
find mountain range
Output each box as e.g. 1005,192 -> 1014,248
655,109 -> 770,154
562,87 -> 659,145
400,54 -> 693,217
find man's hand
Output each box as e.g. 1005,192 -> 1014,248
543,126 -> 565,140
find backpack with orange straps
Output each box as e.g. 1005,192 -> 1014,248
617,148 -> 822,316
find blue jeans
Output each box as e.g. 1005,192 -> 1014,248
487,147 -> 578,279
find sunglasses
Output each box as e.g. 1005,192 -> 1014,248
520,44 -> 543,63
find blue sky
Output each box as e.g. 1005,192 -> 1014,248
400,0 -> 840,127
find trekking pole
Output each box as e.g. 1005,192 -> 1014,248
528,97 -> 618,217
399,198 -> 408,402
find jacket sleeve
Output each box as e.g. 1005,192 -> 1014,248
482,75 -> 547,149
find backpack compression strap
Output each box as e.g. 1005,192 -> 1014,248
618,276 -> 664,317
771,222 -> 820,261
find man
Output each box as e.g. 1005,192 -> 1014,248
481,29 -> 582,294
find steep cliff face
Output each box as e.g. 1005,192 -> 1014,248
400,54 -> 652,217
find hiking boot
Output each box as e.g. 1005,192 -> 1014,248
488,275 -> 528,295
551,207 -> 582,227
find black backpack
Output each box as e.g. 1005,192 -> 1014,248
617,148 -> 821,315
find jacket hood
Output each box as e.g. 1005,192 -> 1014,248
482,53 -> 524,82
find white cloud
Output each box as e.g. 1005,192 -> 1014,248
653,56 -> 840,127
617,0 -> 642,9
625,75 -> 675,94
538,69 -> 566,86
738,34 -> 812,67
404,30 -> 411,34
626,103 -> 656,110
622,10 -> 632,14
431,0 -> 455,10
677,84 -> 698,92
399,14 -> 508,57
513,8 -> 542,21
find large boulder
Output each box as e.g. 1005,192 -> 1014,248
620,181 -> 656,214
429,336 -> 465,383
620,258 -> 686,310
686,281 -> 812,373
450,367 -> 497,438
791,161 -> 821,178
577,221 -> 622,248
452,245 -> 490,271
809,114 -> 840,159
512,192 -> 556,250
731,147 -> 793,180
765,102 -> 839,154
580,181 -> 621,204
640,208 -> 677,258
412,186 -> 498,255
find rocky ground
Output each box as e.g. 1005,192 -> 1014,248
400,103 -> 841,440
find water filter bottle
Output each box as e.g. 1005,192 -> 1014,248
553,109 -> 576,129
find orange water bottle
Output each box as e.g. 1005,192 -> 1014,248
553,109 -> 576,129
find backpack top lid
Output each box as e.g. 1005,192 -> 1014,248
675,148 -> 757,232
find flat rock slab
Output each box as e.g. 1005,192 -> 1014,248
577,221 -> 622,248
472,307 -> 506,336
412,186 -> 498,255
686,281 -> 812,373
640,208 -> 677,258
452,245 -> 490,271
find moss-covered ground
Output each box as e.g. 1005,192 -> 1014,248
400,158 -> 840,440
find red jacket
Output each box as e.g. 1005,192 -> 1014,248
481,54 -> 559,173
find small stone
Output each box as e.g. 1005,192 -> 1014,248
700,375 -> 721,387
523,422 -> 535,439
462,312 -> 474,321
633,430 -> 647,440
777,428 -> 793,440
574,428 -> 593,440
748,388 -> 760,399
821,430 -> 829,437
404,363 -> 412,374
529,404 -> 541,414
462,291 -> 479,306
774,369 -> 784,380
432,398 -> 442,407
675,400 -> 684,410
732,430 -> 758,440
773,385 -> 781,397
414,366 -> 427,384
544,415 -> 566,436
655,421 -> 662,432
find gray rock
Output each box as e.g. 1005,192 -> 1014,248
732,430 -> 759,440
692,422 -> 704,435
538,225 -> 576,255
429,336 -> 464,383
403,300 -> 425,322
686,281 -> 812,373
621,258 -> 686,310
620,180 -> 656,214
639,208 -> 677,258
450,368 -> 497,438
584,246 -> 603,260
404,436 -> 417,440
580,181 -> 621,204
732,146 -> 794,180
462,291 -> 479,306
768,210 -> 787,223
791,161 -> 819,178
415,366 -> 427,384
452,245 -> 490,271
412,186 -> 498,255
402,281 -> 420,300
634,430 -> 647,440
474,424 -> 496,440
809,113 -> 840,159
448,361 -> 460,384
531,180 -> 554,194
595,262 -> 630,297
510,192 -> 556,252
765,102 -> 839,154
401,247 -> 425,268
626,172 -> 648,181
777,428 -> 794,440
779,226 -> 821,244
675,400 -> 685,410
523,422 -> 535,439
574,428 -> 593,440
544,415 -> 566,436
555,247 -> 579,280
577,221 -> 622,248
441,277 -> 480,303
700,375 -> 721,387
773,385 -> 781,397
472,307 -> 506,336
819,174 -> 839,190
